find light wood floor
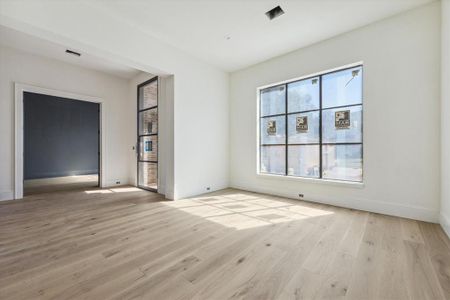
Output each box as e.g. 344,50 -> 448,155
24,174 -> 99,195
0,187 -> 449,300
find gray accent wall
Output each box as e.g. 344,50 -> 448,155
24,92 -> 99,180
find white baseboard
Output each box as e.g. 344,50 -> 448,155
230,183 -> 439,223
440,212 -> 450,239
104,178 -> 130,188
177,182 -> 230,201
0,190 -> 14,201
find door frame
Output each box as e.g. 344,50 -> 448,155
136,76 -> 159,192
14,83 -> 106,199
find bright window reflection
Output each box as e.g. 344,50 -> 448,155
288,111 -> 320,144
288,145 -> 320,178
261,85 -> 285,117
322,144 -> 363,182
322,105 -> 362,143
260,145 -> 285,175
322,66 -> 362,108
288,77 -> 320,112
260,116 -> 286,144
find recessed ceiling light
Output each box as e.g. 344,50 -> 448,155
65,49 -> 81,57
265,6 -> 285,20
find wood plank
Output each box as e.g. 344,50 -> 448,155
345,213 -> 384,300
419,222 -> 450,299
401,218 -> 425,244
0,187 -> 449,300
403,240 -> 445,299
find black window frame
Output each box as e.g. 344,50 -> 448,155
259,64 -> 363,183
137,76 -> 159,192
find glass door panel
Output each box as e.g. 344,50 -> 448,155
138,162 -> 158,191
137,77 -> 158,191
139,108 -> 158,135
139,80 -> 158,110
139,136 -> 158,161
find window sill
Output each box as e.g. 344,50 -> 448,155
256,173 -> 365,188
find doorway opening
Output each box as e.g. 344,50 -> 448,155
15,84 -> 104,198
137,77 -> 158,192
23,92 -> 100,195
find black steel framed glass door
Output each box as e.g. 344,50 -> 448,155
137,77 -> 158,191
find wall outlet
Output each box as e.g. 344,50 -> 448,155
206,187 -> 210,191
116,181 -> 121,185
298,193 -> 304,198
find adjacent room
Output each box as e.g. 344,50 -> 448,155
0,0 -> 449,299
23,91 -> 100,195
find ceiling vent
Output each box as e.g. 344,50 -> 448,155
65,49 -> 81,57
265,6 -> 284,20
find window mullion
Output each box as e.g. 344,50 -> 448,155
319,75 -> 323,179
259,90 -> 262,173
285,83 -> 288,176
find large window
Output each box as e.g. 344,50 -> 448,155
259,65 -> 363,182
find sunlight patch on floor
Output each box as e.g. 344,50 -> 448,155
161,193 -> 334,230
85,190 -> 113,194
110,187 -> 142,193
84,187 -> 142,194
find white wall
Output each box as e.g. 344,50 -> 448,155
0,45 -> 132,200
230,3 -> 441,222
173,69 -> 229,199
0,0 -> 230,200
441,0 -> 450,235
162,75 -> 175,199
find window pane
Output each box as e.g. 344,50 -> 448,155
322,105 -> 362,143
287,145 -> 320,178
288,111 -> 319,144
261,85 -> 285,116
322,66 -> 362,108
139,108 -> 158,135
261,116 -> 285,144
139,136 -> 157,161
288,77 -> 319,112
260,146 -> 285,175
138,162 -> 157,190
139,80 -> 157,110
322,144 -> 362,182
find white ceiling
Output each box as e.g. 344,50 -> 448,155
90,0 -> 436,72
0,25 -> 142,79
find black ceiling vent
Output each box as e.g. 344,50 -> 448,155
65,49 -> 81,57
265,6 -> 284,20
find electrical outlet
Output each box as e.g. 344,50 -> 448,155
116,181 -> 121,185
206,187 -> 210,191
298,193 -> 304,198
